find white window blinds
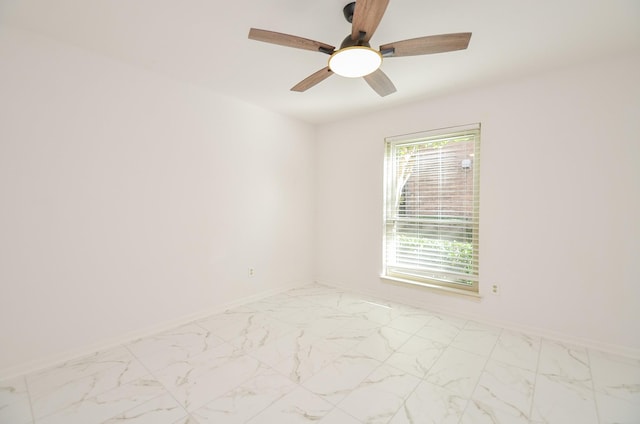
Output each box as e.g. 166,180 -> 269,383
383,124 -> 480,292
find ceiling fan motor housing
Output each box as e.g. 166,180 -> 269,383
340,34 -> 371,49
343,2 -> 356,23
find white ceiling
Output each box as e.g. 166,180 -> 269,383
1,0 -> 639,124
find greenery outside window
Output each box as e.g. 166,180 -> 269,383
383,124 -> 480,294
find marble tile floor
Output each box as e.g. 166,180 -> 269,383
1,283 -> 639,424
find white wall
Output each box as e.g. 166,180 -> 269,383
0,27 -> 316,376
1,25 -> 638,377
315,52 -> 640,356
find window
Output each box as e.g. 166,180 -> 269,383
383,124 -> 480,294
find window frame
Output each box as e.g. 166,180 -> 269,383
382,123 -> 481,295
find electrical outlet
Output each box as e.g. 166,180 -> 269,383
248,268 -> 255,277
491,284 -> 499,295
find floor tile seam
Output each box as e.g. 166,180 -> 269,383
472,328 -> 504,372
204,322 -> 273,346
28,372 -> 165,423
486,356 -> 539,374
403,326 -> 449,348
591,385 -> 640,404
290,324 -> 340,346
283,384 -> 348,422
403,313 -> 436,332
329,405 -> 366,423
381,321 -> 425,339
382,328 -> 429,361
531,373 -> 602,424
296,316 -> 360,332
28,344 -> 149,419
437,344 -> 492,365
171,356 -> 275,415
382,373 -> 423,423
360,325 -> 415,358
26,346 -> 134,392
198,353 -> 269,388
329,352 -> 390,397
480,327 -> 503,366
288,339 -> 352,385
191,363 -> 299,424
153,339 -> 253,381
457,342 -> 493,423
254,351 -> 307,385
282,291 -> 320,300
450,323 -> 502,349
463,362 -> 538,422
0,375 -> 30,407
192,315 -> 248,334
463,397 -> 532,424
103,390 -> 187,424
308,335 -> 355,361
224,390 -> 290,423
533,369 -> 600,411
313,303 -> 361,319
124,343 -> 159,375
264,309 -> 311,325
195,312 -> 276,336
123,344 -> 189,421
303,349 -> 385,404
254,357 -> 310,390
586,349 -> 604,424
283,310 -> 375,345
326,286 -> 605,361
192,319 -> 229,338
22,375 -> 36,424
528,333 -> 545,421
462,318 -> 501,331
127,340 -> 190,372
125,342 -> 218,374
0,397 -> 31,420
178,414 -> 197,424
383,339 -> 448,381
379,370 -> 424,424
418,335 -> 482,413
330,382 -> 413,424
444,342 -> 495,360
336,307 -> 379,320
271,311 -> 338,327
420,324 -> 458,381
590,348 -> 640,365
246,345 -> 280,369
419,341 -> 448,379
230,326 -> 302,356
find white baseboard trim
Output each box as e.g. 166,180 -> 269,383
0,281 -> 308,380
317,280 -> 640,360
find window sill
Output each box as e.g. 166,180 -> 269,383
380,275 -> 483,299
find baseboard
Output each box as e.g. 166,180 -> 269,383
0,281 -> 307,380
317,280 -> 640,360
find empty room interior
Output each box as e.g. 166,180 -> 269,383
1,0 -> 639,423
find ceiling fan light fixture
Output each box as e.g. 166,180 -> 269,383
328,46 -> 382,78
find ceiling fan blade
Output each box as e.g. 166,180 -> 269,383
351,0 -> 389,42
249,28 -> 335,54
380,33 -> 472,57
291,67 -> 334,92
363,68 -> 396,97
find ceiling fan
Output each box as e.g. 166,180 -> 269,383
248,0 -> 471,97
